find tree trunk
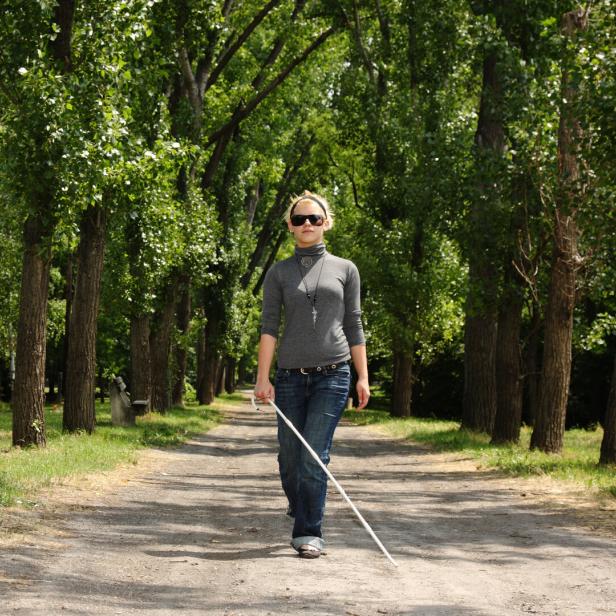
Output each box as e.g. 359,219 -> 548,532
215,359 -> 225,396
201,345 -> 219,404
491,277 -> 524,444
523,308 -> 541,426
12,217 -> 52,447
391,348 -> 413,418
461,49 -> 503,434
530,216 -> 578,452
462,311 -> 498,433
125,208 -> 152,412
201,314 -> 222,405
599,355 -> 616,465
196,327 -> 207,404
63,205 -> 107,433
130,314 -> 152,411
11,0 -> 75,447
225,357 -> 236,394
171,275 -> 191,407
150,280 -> 179,413
530,9 -> 587,453
238,360 -> 249,386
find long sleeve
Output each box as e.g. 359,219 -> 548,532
342,263 -> 365,346
260,265 -> 282,338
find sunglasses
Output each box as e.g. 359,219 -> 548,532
290,214 -> 325,227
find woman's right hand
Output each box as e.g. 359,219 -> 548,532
254,379 -> 274,404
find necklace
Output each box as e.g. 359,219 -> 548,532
296,254 -> 327,329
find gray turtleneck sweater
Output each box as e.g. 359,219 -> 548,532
261,242 -> 365,369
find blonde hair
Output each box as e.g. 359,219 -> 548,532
284,190 -> 334,229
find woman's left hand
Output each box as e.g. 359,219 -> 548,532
355,378 -> 370,410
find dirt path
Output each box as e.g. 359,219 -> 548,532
2,395 -> 616,615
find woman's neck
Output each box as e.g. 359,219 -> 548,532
295,241 -> 326,256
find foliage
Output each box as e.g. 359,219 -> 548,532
0,0 -> 614,457
0,193 -> 21,361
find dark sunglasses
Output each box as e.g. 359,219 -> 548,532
290,214 -> 325,227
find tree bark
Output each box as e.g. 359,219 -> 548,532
462,311 -> 498,433
523,308 -> 541,426
49,0 -> 75,72
215,359 -> 225,397
201,313 -> 222,405
391,348 -> 413,418
530,9 -> 587,453
224,357 -> 236,394
491,272 -> 524,444
461,49 -> 503,434
130,314 -> 151,412
196,327 -> 207,404
63,205 -> 107,433
12,216 -> 52,447
530,215 -> 578,452
171,275 -> 192,407
125,210 -> 152,411
150,279 -> 179,412
599,355 -> 616,465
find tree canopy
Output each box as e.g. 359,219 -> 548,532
0,0 -> 614,462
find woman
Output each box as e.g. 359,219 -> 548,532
254,191 -> 370,559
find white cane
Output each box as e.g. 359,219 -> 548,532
251,395 -> 398,567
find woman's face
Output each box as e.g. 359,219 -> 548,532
287,200 -> 330,247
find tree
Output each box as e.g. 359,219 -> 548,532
335,0 -> 472,416
531,7 -> 589,453
0,1 -> 77,446
461,35 -> 504,433
156,0 -> 340,407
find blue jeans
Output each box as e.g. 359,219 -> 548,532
274,363 -> 351,551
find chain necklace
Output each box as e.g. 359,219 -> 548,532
296,254 -> 327,329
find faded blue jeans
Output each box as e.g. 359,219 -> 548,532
274,363 -> 351,551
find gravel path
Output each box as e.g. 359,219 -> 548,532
2,395 -> 616,615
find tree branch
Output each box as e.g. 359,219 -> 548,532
49,0 -> 75,71
346,0 -> 376,84
196,0 -> 237,97
251,0 -> 308,94
241,134 -> 314,287
205,27 -> 336,147
326,148 -> 364,211
205,0 -> 283,94
252,228 -> 287,296
178,46 -> 201,114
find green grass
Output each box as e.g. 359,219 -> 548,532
0,397 -> 225,507
344,405 -> 616,497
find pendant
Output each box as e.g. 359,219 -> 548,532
312,306 -> 318,328
300,256 -> 313,268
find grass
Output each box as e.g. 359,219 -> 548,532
344,404 -> 616,498
0,396 -> 227,507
